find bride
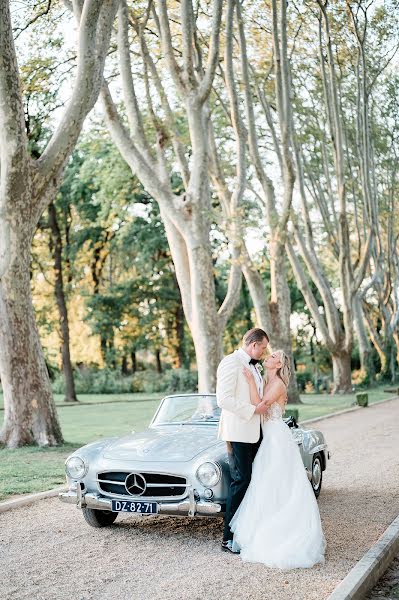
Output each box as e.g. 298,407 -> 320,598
230,350 -> 326,569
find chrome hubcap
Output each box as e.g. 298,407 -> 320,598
312,459 -> 321,490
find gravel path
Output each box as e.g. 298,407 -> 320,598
1,398 -> 399,600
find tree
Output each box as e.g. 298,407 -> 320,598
281,0 -> 397,391
53,133 -> 190,373
48,201 -> 78,401
210,0 -> 301,401
0,0 -> 118,447
101,0 -> 242,392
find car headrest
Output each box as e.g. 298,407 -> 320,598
284,416 -> 299,429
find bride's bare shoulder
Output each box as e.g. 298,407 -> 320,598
268,378 -> 286,394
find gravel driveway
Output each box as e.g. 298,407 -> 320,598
1,397 -> 399,600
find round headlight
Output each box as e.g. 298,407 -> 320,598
196,462 -> 221,487
65,456 -> 87,480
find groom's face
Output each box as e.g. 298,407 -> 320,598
249,338 -> 269,360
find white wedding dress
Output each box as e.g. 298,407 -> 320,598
230,402 -> 326,569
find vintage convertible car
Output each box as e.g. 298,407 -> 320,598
59,393 -> 330,527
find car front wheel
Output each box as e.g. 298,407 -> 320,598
82,507 -> 118,528
311,453 -> 323,498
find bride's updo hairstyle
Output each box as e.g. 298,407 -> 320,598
275,350 -> 291,387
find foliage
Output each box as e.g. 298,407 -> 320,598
130,368 -> 198,394
51,367 -> 198,395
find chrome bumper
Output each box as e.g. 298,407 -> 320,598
59,489 -> 222,517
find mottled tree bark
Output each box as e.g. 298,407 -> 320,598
0,0 -> 118,447
0,201 -> 63,447
353,293 -> 375,382
331,351 -> 353,394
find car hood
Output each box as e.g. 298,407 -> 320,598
102,425 -> 221,462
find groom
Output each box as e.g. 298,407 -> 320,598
216,327 -> 270,553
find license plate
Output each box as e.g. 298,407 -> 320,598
111,500 -> 158,514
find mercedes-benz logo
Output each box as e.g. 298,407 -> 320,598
125,472 -> 147,496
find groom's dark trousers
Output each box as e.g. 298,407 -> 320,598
223,430 -> 263,542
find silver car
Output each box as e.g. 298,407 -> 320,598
59,394 -> 330,528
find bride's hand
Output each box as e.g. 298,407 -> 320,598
243,367 -> 254,382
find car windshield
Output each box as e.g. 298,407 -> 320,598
152,395 -> 221,425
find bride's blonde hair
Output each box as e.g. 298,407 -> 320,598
264,350 -> 291,387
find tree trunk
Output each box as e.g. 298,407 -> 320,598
380,338 -> 396,382
160,213 -> 224,393
100,336 -> 108,366
331,351 -> 353,394
269,243 -> 301,404
121,355 -> 128,375
187,244 -> 223,392
0,240 -> 63,447
101,3 -> 238,395
131,351 -> 137,373
0,0 -> 118,448
155,349 -> 162,374
48,202 -> 78,402
241,280 -> 253,331
175,302 -> 185,369
353,294 -> 375,383
393,332 -> 399,373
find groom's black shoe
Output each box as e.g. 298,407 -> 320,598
221,540 -> 240,554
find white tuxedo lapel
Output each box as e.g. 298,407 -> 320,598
216,350 -> 261,443
234,349 -> 249,366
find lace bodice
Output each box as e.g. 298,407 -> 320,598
264,402 -> 284,421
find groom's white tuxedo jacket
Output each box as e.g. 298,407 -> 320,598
216,348 -> 263,443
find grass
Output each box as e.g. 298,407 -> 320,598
0,396 -> 162,501
0,385 -> 396,501
0,392 -> 162,411
289,385 -> 392,420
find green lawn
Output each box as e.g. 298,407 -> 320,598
0,396 -> 162,501
0,385 -> 396,501
0,392 -> 162,411
288,386 -> 393,421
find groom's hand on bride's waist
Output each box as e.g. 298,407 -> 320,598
254,401 -> 268,415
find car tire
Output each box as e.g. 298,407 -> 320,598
311,453 -> 323,498
82,507 -> 118,528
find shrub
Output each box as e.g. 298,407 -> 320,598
52,367 -> 198,395
356,392 -> 368,407
52,368 -> 134,395
131,368 -> 198,393
162,368 -> 198,392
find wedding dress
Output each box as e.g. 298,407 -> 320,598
230,402 -> 326,569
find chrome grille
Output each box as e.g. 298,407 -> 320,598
97,471 -> 187,498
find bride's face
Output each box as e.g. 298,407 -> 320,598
263,352 -> 282,370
